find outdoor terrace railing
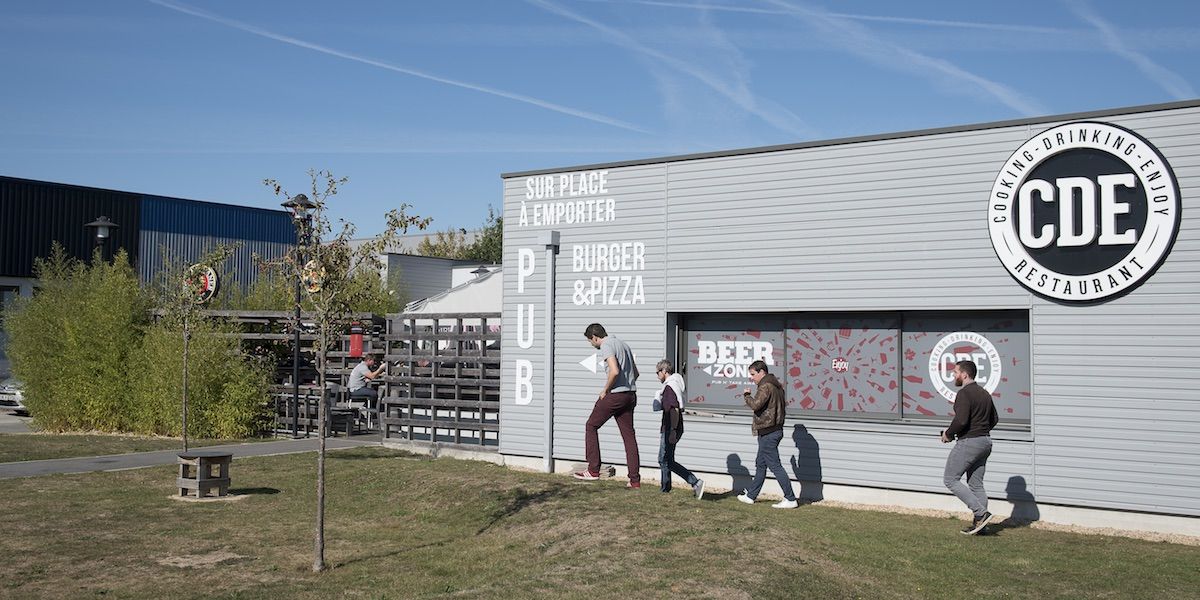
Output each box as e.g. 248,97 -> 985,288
172,309 -> 502,446
378,313 -> 501,451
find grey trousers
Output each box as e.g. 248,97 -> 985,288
943,436 -> 993,518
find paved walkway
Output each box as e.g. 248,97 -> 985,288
0,411 -> 32,434
0,433 -> 382,479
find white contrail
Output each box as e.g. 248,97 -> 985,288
147,0 -> 650,133
1065,0 -> 1195,99
529,0 -> 813,138
587,0 -> 1070,34
762,0 -> 1044,116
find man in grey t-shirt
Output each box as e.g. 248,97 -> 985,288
573,323 -> 642,488
348,355 -> 385,403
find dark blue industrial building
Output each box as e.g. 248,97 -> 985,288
1,175 -> 296,375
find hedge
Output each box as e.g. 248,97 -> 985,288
4,245 -> 272,437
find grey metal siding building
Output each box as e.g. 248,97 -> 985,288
386,254 -> 490,304
500,100 -> 1198,521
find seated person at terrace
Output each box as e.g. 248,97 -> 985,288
348,354 -> 385,405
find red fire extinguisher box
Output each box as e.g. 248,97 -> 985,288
349,322 -> 364,358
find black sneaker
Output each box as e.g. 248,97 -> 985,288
961,512 -> 993,535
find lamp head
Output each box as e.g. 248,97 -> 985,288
281,193 -> 316,218
85,216 -> 119,241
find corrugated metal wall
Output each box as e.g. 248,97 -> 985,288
502,164 -> 668,459
1,176 -> 141,275
0,179 -> 295,291
1026,108 -> 1200,515
138,195 -> 295,289
389,254 -> 469,303
501,101 -> 1200,517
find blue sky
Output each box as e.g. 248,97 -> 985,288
2,1 -> 1197,237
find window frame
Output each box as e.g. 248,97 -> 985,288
674,310 -> 1032,429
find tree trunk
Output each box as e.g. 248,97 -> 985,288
182,315 -> 190,452
313,328 -> 327,572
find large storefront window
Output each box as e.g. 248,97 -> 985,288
899,312 -> 1031,422
683,315 -> 785,408
679,311 -> 1030,424
785,315 -> 901,417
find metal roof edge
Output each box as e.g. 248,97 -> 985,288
500,98 -> 1200,179
140,194 -> 291,217
403,266 -> 502,311
0,175 -> 288,216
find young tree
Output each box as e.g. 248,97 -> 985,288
464,205 -> 502,264
264,169 -> 430,573
415,205 -> 502,264
219,269 -> 292,311
415,227 -> 470,259
148,244 -> 238,451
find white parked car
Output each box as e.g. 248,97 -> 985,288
0,378 -> 26,415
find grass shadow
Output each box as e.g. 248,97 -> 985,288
333,538 -> 453,569
476,484 -> 576,535
229,487 -> 281,495
328,448 -> 415,461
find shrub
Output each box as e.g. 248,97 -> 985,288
5,245 -> 148,432
127,318 -> 272,438
4,243 -> 272,437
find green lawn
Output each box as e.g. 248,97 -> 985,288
1,447 -> 1196,599
0,433 -> 270,463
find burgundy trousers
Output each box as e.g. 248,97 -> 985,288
584,391 -> 640,482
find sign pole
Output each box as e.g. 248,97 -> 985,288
539,231 -> 560,473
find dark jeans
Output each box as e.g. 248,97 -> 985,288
746,428 -> 796,501
349,387 -> 378,402
584,391 -> 640,483
658,432 -> 698,492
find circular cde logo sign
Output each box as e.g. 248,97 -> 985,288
185,264 -> 219,305
928,332 -> 1002,403
988,121 -> 1181,303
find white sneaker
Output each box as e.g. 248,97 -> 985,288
736,491 -> 755,505
693,479 -> 705,500
772,499 -> 799,509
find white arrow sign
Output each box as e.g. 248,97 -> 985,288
579,353 -> 598,374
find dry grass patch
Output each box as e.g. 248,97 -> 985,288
1,447 -> 1198,599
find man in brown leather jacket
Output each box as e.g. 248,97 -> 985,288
737,360 -> 798,509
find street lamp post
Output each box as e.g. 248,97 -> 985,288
84,216 -> 119,262
281,194 -> 316,438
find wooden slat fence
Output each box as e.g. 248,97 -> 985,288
176,310 -> 502,446
379,313 -> 501,451
200,310 -> 384,437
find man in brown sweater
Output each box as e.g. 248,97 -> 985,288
941,359 -> 1000,535
737,360 -> 798,509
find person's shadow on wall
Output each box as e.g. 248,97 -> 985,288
789,424 -> 824,502
1000,475 -> 1040,527
716,453 -> 753,500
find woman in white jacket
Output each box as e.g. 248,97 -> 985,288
654,360 -> 704,499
